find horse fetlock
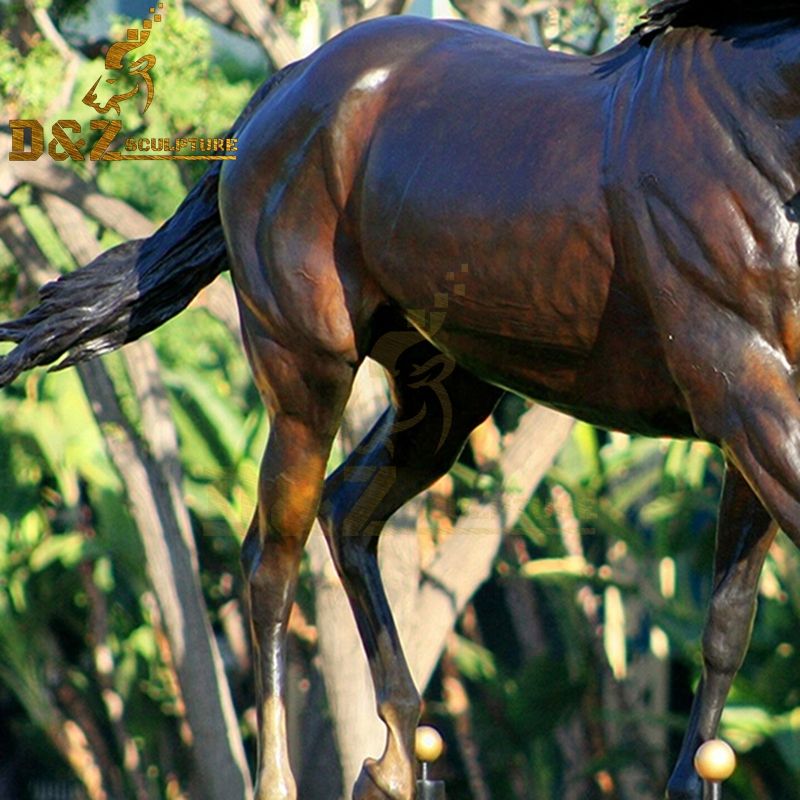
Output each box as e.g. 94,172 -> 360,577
353,756 -> 415,800
255,786 -> 296,800
701,628 -> 740,681
377,691 -> 421,735
702,604 -> 754,675
255,773 -> 297,800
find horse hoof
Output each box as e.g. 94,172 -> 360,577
665,780 -> 702,800
352,758 -> 410,800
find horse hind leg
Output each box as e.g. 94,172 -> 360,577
319,332 -> 503,800
238,311 -> 356,800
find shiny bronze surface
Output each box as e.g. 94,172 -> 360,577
4,4 -> 800,797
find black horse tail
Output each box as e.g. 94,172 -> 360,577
0,63 -> 299,388
0,165 -> 225,387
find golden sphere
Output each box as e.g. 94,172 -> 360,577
694,739 -> 736,782
415,726 -> 444,763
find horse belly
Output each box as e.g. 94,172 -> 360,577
361,194 -> 692,434
423,298 -> 694,438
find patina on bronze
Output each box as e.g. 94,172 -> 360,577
2,2 -> 800,798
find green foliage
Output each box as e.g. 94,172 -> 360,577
0,314 -> 256,793
540,0 -> 649,52
103,9 -> 254,135
103,23 -> 250,217
0,35 -> 61,118
0,5 -> 262,790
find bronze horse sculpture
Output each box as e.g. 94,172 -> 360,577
3,0 -> 800,796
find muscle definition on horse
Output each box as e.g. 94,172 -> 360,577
4,0 -> 800,797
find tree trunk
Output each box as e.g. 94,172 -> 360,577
18,192 -> 254,800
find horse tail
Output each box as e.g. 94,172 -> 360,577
0,63 -> 299,388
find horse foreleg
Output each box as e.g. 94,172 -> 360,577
643,288 -> 800,798
666,464 -> 775,800
319,357 -> 501,800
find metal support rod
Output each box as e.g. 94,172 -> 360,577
705,781 -> 721,800
695,739 -> 734,800
416,777 -> 446,800
416,727 -> 446,799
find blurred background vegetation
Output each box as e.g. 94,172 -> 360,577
3,0 -> 800,798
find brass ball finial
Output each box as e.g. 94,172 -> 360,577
415,726 -> 444,764
694,739 -> 736,783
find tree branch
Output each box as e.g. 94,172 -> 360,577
306,362 -> 407,792
450,0 -> 551,40
187,0 -> 260,43
193,279 -> 243,345
0,197 -> 56,297
357,0 -> 413,23
307,373 -> 573,794
24,0 -> 82,117
0,139 -> 153,239
227,0 -> 302,68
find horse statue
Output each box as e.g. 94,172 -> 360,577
3,1 -> 800,797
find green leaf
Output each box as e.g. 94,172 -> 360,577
28,532 -> 88,572
451,635 -> 498,682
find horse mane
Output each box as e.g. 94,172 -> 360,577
635,0 -> 800,39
